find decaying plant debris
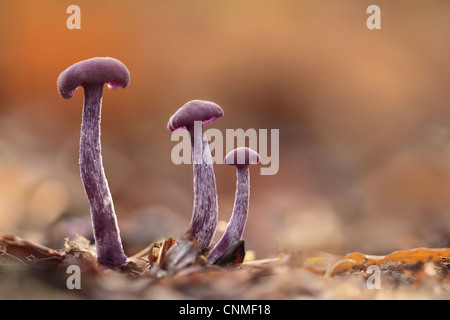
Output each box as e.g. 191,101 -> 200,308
1,232 -> 449,299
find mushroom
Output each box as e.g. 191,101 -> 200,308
167,100 -> 223,250
207,147 -> 259,264
57,57 -> 129,268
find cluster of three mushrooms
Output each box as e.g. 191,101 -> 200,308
57,57 -> 258,269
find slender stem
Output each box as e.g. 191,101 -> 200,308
208,167 -> 249,263
79,83 -> 127,268
186,123 -> 218,249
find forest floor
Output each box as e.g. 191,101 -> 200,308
1,232 -> 449,300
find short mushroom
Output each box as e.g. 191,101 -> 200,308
167,100 -> 223,250
207,147 -> 259,264
57,57 -> 129,268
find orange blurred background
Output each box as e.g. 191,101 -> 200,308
0,0 -> 449,259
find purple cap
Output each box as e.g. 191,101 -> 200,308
224,147 -> 260,169
57,57 -> 130,99
167,100 -> 223,131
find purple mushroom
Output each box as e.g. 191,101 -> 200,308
207,147 -> 259,264
168,100 -> 223,250
57,57 -> 129,268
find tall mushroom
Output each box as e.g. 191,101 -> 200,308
168,100 -> 223,250
207,147 -> 259,264
57,57 -> 129,268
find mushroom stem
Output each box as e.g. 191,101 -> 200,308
167,100 -> 223,250
186,123 -> 218,250
79,83 -> 127,268
207,166 -> 249,264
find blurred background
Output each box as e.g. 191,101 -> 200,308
0,0 -> 449,260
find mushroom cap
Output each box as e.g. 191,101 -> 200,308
224,147 -> 260,168
57,57 -> 130,99
167,100 -> 223,131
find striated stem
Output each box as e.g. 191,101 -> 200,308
186,123 -> 218,250
208,167 -> 249,263
79,83 -> 127,268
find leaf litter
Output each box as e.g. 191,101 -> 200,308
1,231 -> 449,299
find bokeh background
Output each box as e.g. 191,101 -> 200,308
0,0 -> 449,261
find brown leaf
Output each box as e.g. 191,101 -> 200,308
213,240 -> 246,267
333,247 -> 450,274
159,239 -> 199,275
